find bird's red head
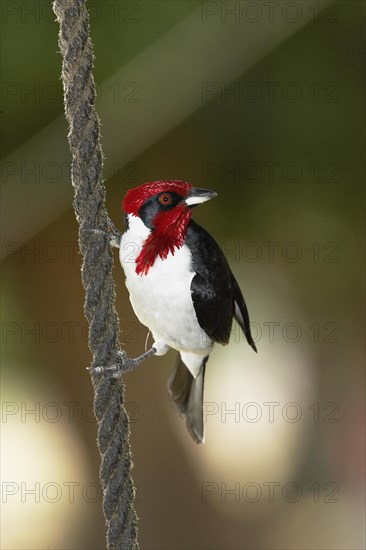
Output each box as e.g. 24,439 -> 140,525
122,180 -> 192,216
122,180 -> 217,275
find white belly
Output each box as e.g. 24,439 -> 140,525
119,216 -> 212,354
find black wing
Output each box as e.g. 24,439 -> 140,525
187,220 -> 257,352
231,273 -> 257,352
187,220 -> 234,345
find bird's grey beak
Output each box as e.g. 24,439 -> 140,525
184,187 -> 218,207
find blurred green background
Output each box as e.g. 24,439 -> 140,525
1,1 -> 365,549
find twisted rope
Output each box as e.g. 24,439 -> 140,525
53,1 -> 138,547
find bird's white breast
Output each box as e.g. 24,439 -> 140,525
119,215 -> 212,355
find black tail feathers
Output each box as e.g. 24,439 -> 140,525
167,355 -> 207,444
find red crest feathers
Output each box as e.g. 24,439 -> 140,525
122,180 -> 191,216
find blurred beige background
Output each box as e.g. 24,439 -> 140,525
1,1 -> 365,549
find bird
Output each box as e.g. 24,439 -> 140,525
118,180 -> 257,443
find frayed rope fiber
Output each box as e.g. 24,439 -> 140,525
53,1 -> 139,547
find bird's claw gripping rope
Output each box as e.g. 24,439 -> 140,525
81,225 -> 121,249
87,348 -> 157,378
87,364 -> 121,378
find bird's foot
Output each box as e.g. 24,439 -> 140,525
87,348 -> 156,378
81,224 -> 121,249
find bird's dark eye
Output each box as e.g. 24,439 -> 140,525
158,193 -> 172,206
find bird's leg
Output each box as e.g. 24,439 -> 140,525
87,347 -> 157,378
